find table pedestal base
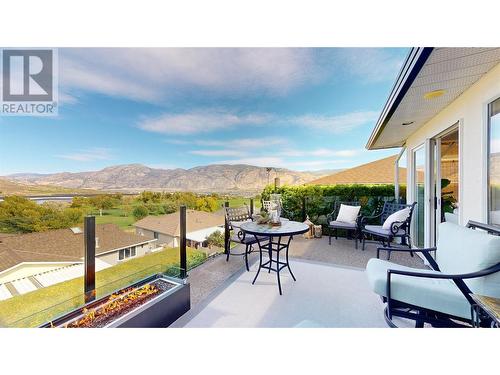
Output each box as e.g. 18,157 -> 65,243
252,235 -> 296,295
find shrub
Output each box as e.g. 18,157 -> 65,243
162,202 -> 178,214
132,205 -> 149,220
0,196 -> 83,233
206,230 -> 225,248
261,184 -> 406,224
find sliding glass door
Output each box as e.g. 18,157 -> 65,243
412,126 -> 459,249
488,97 -> 500,225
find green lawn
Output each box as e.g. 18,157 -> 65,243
94,212 -> 136,231
217,196 -> 262,210
0,247 -> 205,328
90,196 -> 261,231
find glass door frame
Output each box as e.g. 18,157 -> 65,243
409,123 -> 461,254
430,123 -> 461,246
410,143 -> 429,248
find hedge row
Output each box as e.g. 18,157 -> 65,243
261,184 -> 406,224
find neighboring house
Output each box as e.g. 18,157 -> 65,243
0,223 -> 157,300
366,47 -> 500,249
309,155 -> 419,185
134,210 -> 225,249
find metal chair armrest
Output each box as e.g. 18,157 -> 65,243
389,220 -> 406,235
386,263 -> 500,309
326,212 -> 335,223
360,211 -> 383,225
388,263 -> 500,280
377,246 -> 436,253
237,229 -> 246,242
376,247 -> 437,267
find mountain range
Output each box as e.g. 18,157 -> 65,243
4,164 -> 340,194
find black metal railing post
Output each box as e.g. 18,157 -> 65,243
274,177 -> 280,191
179,205 -> 187,279
249,198 -> 254,216
224,201 -> 230,254
84,216 -> 96,303
302,196 -> 307,221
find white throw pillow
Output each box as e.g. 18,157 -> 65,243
336,204 -> 361,224
382,207 -> 411,230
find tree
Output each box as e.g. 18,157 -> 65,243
162,201 -> 177,214
132,205 -> 149,220
137,191 -> 162,204
70,196 -> 89,208
206,230 -> 225,248
194,196 -> 219,212
0,196 -> 83,233
89,195 -> 116,216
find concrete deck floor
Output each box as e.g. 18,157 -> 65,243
176,259 -> 388,327
187,236 -> 425,305
287,235 -> 425,269
178,235 -> 425,327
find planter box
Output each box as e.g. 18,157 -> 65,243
41,274 -> 190,328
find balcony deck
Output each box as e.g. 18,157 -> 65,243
174,235 -> 425,327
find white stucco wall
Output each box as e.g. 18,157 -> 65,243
136,228 -> 178,248
97,241 -> 156,265
404,62 -> 500,226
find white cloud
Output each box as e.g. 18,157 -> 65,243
216,157 -> 285,168
138,109 -> 378,135
336,48 -> 406,83
288,111 -> 379,133
55,147 -> 114,162
216,155 -> 354,171
138,110 -> 271,135
279,148 -> 362,157
58,48 -> 406,103
60,48 -> 323,102
58,92 -> 79,105
286,159 -> 353,169
196,138 -> 287,149
189,149 -> 247,157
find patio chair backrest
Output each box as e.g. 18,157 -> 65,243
380,202 -> 415,225
333,200 -> 360,218
436,222 -> 500,296
225,206 -> 251,224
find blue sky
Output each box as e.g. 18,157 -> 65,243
0,48 -> 407,175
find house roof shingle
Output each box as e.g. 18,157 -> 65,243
133,210 -> 224,237
0,224 -> 154,273
308,155 -> 413,185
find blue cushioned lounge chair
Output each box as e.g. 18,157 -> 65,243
366,221 -> 500,327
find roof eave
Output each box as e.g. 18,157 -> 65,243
366,47 -> 434,150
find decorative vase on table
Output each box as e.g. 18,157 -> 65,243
270,193 -> 282,218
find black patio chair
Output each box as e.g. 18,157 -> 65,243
224,205 -> 267,271
360,201 -> 416,257
367,221 -> 500,328
326,201 -> 362,249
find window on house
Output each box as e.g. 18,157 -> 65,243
118,247 -> 136,260
488,97 -> 500,225
153,231 -> 159,239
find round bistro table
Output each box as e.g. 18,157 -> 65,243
240,220 -> 309,295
